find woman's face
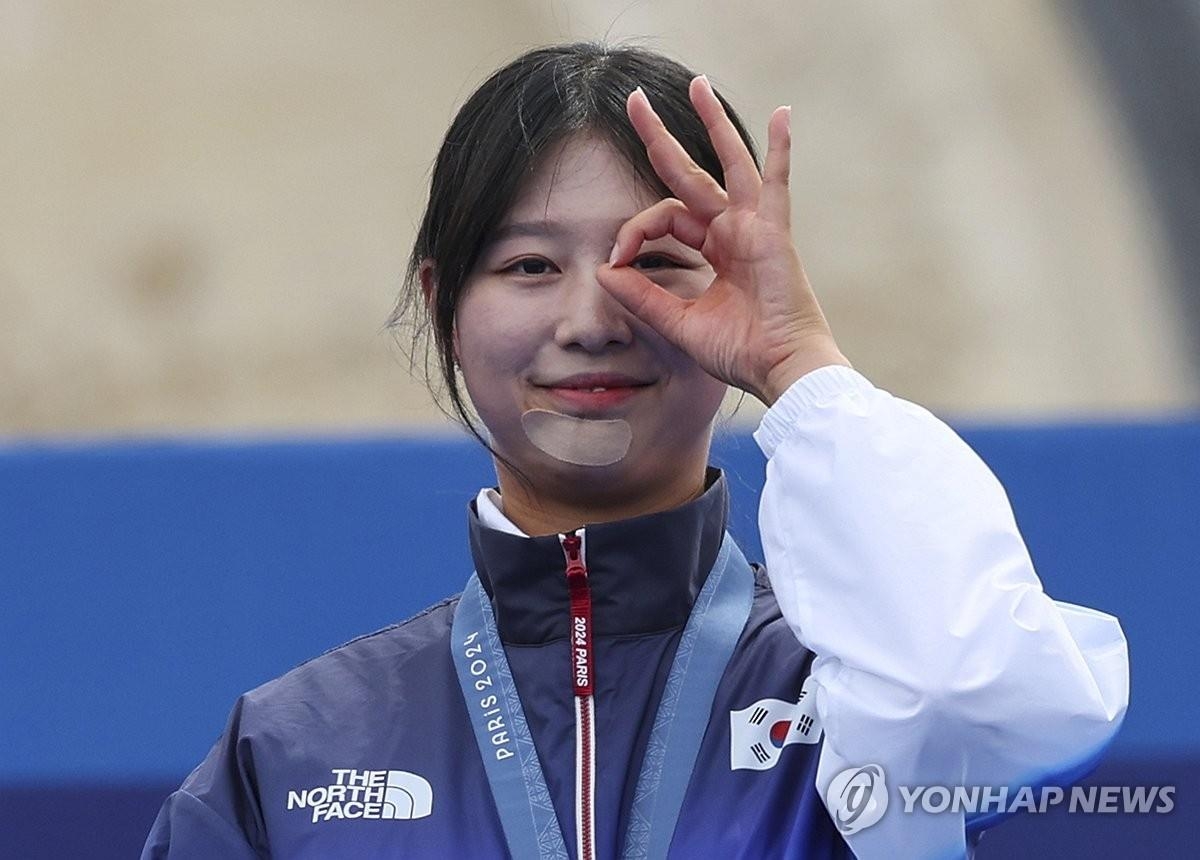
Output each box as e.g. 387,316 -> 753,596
453,135 -> 728,497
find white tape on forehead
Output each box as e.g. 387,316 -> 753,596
521,409 -> 632,467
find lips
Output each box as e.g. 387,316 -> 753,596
537,373 -> 654,414
543,373 -> 653,390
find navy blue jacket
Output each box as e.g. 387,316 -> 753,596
143,471 -> 851,858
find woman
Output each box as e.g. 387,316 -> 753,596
143,43 -> 1128,859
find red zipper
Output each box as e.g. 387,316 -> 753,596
577,696 -> 595,860
562,532 -> 594,697
561,531 -> 595,860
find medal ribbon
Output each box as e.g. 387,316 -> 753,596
452,532 -> 754,859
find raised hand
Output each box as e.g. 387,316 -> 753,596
596,76 -> 850,406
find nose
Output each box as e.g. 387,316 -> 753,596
554,267 -> 634,352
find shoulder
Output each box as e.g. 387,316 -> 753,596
239,595 -> 461,725
173,597 -> 468,850
741,561 -> 814,663
748,562 -> 784,622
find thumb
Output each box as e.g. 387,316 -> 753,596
596,263 -> 693,349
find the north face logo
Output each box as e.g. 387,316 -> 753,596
286,769 -> 433,823
730,676 -> 822,771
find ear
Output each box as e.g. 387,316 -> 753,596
419,258 -> 461,367
418,258 -> 437,311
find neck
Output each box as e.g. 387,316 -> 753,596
492,459 -> 710,537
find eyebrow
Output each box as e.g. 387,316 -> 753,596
486,220 -> 570,243
484,217 -> 633,246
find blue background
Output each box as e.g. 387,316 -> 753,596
2,421 -> 1197,857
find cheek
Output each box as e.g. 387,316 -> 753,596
456,289 -> 512,368
661,353 -> 726,427
666,265 -> 716,300
454,289 -> 539,420
689,372 -> 729,421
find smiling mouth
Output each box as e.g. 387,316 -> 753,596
537,378 -> 654,415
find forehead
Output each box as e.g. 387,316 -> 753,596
502,135 -> 661,226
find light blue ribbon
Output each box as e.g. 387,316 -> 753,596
452,532 -> 754,859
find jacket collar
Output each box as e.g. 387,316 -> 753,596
467,468 -> 729,644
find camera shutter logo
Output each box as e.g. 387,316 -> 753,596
826,764 -> 888,834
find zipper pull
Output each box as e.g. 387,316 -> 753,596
562,532 -> 586,575
560,530 -> 593,697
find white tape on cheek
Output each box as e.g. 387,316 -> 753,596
521,409 -> 632,466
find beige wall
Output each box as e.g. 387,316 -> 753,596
2,1 -> 1194,437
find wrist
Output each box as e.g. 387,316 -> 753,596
759,343 -> 852,406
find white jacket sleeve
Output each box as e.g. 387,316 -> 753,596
753,365 -> 1129,860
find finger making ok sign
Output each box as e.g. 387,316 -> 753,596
596,75 -> 850,406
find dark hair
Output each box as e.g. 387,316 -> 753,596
390,42 -> 759,469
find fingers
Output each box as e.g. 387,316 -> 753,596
627,87 -> 728,222
760,105 -> 792,228
688,75 -> 762,207
603,197 -> 707,344
595,262 -> 692,350
608,198 -> 707,267
628,78 -> 789,230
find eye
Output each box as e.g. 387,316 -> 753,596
631,253 -> 678,271
503,257 -> 557,276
